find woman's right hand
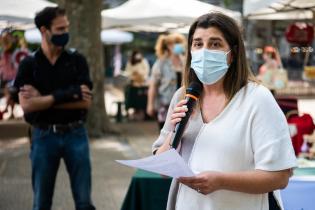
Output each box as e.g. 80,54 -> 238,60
170,99 -> 188,130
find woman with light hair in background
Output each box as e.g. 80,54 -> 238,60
147,33 -> 187,129
258,46 -> 287,91
258,46 -> 281,79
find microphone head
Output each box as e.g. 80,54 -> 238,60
186,82 -> 203,98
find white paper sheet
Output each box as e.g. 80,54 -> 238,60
116,149 -> 194,178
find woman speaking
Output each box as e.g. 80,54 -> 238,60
152,12 -> 296,210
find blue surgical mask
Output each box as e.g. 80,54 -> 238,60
51,32 -> 69,47
173,43 -> 185,55
191,48 -> 231,85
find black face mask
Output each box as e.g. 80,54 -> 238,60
50,32 -> 69,47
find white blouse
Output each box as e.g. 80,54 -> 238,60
173,82 -> 297,210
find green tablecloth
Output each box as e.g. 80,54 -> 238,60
121,169 -> 172,210
121,167 -> 315,210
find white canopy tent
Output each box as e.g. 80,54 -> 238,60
25,28 -> 134,45
100,29 -> 134,44
244,0 -> 315,20
102,0 -> 241,31
0,0 -> 56,29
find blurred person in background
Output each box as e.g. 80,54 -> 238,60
258,45 -> 292,91
152,13 -> 296,210
169,33 -> 187,89
147,33 -> 186,129
0,28 -> 29,119
125,50 -> 149,87
258,46 -> 280,76
124,50 -> 150,120
13,6 -> 95,210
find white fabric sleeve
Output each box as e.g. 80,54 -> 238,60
152,88 -> 184,153
251,86 -> 297,171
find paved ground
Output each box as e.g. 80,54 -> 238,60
0,119 -> 160,210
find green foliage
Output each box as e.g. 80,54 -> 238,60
224,0 -> 233,7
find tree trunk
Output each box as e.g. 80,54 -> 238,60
57,0 -> 113,137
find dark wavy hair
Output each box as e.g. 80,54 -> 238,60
35,6 -> 66,30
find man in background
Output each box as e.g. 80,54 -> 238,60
14,6 -> 96,210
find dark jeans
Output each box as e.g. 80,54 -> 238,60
30,125 -> 96,210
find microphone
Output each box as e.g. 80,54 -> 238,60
171,81 -> 203,149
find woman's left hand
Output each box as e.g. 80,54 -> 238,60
178,171 -> 222,195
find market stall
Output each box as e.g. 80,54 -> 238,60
0,0 -> 56,29
102,0 -> 241,32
